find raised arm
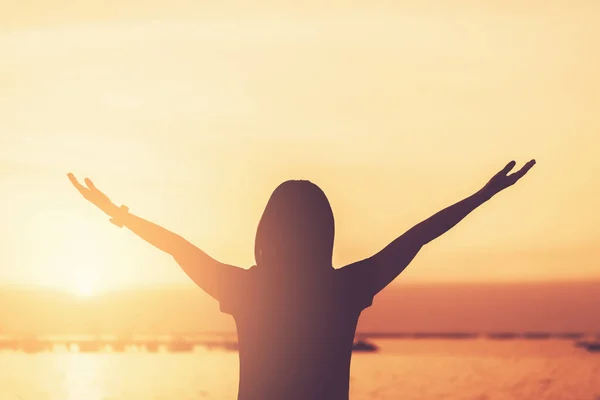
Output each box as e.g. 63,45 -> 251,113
67,173 -> 244,300
341,160 -> 536,295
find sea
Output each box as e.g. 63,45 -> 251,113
1,339 -> 599,400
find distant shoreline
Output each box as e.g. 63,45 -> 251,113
2,331 -> 599,340
2,331 -> 599,354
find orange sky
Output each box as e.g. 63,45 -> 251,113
1,1 -> 599,295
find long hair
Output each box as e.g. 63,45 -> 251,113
254,180 -> 335,272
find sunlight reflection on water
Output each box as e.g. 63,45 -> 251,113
1,340 -> 599,400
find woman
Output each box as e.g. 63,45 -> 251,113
68,159 -> 535,400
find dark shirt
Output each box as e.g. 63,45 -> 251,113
218,265 -> 374,400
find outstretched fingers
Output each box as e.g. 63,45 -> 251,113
85,178 -> 99,193
509,159 -> 536,182
84,178 -> 111,202
499,160 -> 517,176
503,160 -> 536,186
68,173 -> 91,198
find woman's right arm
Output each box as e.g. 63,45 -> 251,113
339,160 -> 536,297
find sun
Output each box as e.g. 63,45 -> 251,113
73,273 -> 96,297
75,280 -> 95,297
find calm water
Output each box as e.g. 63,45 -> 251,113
1,339 -> 599,400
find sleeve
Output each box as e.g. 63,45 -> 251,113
357,290 -> 375,310
217,266 -> 254,316
336,266 -> 377,312
352,286 -> 375,311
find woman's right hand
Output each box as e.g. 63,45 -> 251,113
68,173 -> 119,217
481,160 -> 536,197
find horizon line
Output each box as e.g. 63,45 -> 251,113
2,279 -> 600,293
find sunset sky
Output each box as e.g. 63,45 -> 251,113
1,1 -> 599,296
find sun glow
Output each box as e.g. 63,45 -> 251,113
74,275 -> 95,297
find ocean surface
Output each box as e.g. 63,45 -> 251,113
1,339 -> 599,400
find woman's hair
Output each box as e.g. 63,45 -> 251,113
255,180 -> 335,271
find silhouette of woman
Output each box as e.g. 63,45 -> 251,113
68,159 -> 535,400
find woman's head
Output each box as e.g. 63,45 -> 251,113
255,180 -> 335,271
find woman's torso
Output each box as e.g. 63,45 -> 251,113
227,268 -> 371,400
